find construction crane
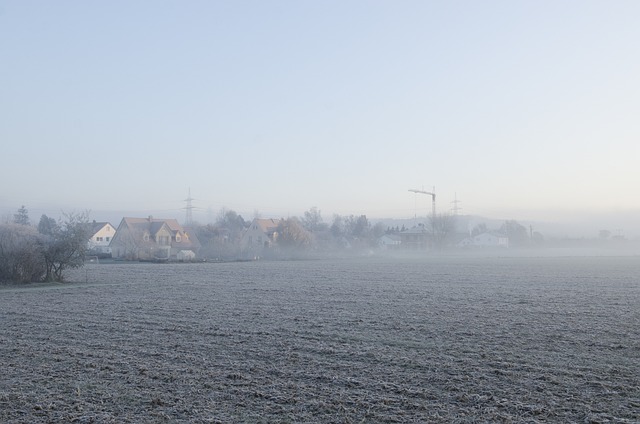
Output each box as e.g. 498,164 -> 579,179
408,187 -> 436,220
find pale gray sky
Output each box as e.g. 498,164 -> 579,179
1,1 -> 639,231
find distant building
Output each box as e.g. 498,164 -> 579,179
458,231 -> 509,248
109,216 -> 200,260
398,225 -> 430,250
87,221 -> 116,257
378,234 -> 401,250
240,218 -> 281,257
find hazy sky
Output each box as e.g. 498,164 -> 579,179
1,1 -> 639,226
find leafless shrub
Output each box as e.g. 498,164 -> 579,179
0,224 -> 45,283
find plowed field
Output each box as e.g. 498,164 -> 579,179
1,256 -> 638,423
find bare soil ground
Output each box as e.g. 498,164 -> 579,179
1,256 -> 638,423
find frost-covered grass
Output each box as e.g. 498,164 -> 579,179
1,256 -> 638,423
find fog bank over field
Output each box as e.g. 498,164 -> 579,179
3,205 -> 638,247
512,210 -> 640,240
377,211 -> 640,241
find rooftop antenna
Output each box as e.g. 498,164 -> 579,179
184,188 -> 195,226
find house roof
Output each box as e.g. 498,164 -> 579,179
117,217 -> 200,249
400,225 -> 429,235
474,231 -> 508,239
254,218 -> 281,233
122,217 -> 181,231
149,221 -> 167,235
380,234 -> 401,242
88,221 -> 114,237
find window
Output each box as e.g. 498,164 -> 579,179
176,234 -> 182,242
96,237 -> 103,242
106,237 -> 110,242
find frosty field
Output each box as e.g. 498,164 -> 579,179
1,256 -> 638,423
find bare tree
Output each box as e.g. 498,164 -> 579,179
277,217 -> 313,251
471,223 -> 487,237
330,215 -> 345,238
429,213 -> 456,249
500,220 -> 528,247
13,205 -> 30,226
37,215 -> 57,235
39,211 -> 91,282
0,211 -> 92,283
302,207 -> 327,232
216,208 -> 246,240
372,222 -> 386,240
0,224 -> 45,283
346,215 -> 370,239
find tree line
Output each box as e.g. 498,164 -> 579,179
194,207 -> 389,260
0,204 -> 539,282
192,207 -> 505,258
0,206 -> 90,283
193,207 -> 539,259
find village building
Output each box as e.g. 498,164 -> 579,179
378,233 -> 401,250
240,218 -> 281,257
87,221 -> 116,257
458,231 -> 509,248
398,224 -> 430,250
109,216 -> 200,261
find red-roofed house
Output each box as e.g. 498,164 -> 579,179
240,218 -> 281,256
109,216 -> 200,260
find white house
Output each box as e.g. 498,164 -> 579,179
459,232 -> 509,248
240,218 -> 281,256
87,221 -> 116,256
398,225 -> 430,250
378,234 -> 401,250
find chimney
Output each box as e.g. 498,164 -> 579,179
148,215 -> 153,222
